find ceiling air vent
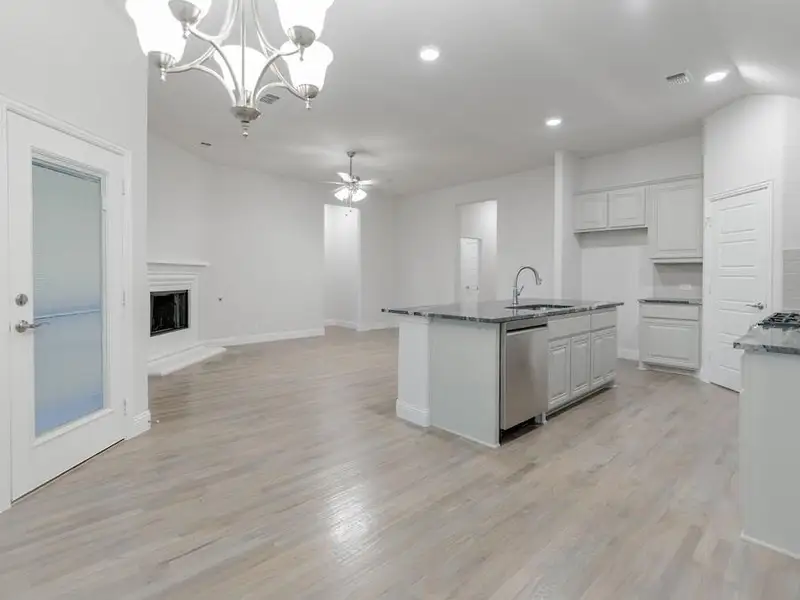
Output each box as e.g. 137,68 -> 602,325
665,72 -> 692,86
259,93 -> 280,105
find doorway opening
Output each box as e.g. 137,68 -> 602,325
457,200 -> 497,303
324,204 -> 361,331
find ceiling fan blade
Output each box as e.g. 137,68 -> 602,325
324,181 -> 345,185
333,185 -> 348,194
359,179 -> 377,186
337,172 -> 353,183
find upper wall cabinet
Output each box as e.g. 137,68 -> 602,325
649,179 -> 703,263
574,187 -> 646,233
573,192 -> 608,231
608,187 -> 646,229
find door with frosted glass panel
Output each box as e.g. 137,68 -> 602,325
7,113 -> 126,500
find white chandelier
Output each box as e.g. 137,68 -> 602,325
126,0 -> 335,136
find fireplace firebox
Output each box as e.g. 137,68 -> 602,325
150,290 -> 189,336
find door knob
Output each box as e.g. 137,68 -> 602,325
746,302 -> 765,310
15,320 -> 45,333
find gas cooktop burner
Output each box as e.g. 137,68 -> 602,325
759,312 -> 800,328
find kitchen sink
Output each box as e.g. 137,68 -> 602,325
507,304 -> 573,311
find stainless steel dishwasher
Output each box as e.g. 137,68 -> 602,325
501,319 -> 549,430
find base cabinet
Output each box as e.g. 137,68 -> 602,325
639,302 -> 701,371
570,334 -> 591,397
548,313 -> 617,411
640,318 -> 700,370
591,328 -> 617,389
547,339 -> 571,408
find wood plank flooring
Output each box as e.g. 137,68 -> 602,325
1,326 -> 799,599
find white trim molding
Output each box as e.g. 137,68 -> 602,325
741,533 -> 800,561
128,410 -> 152,440
210,328 -> 325,347
325,319 -> 358,330
396,399 -> 431,428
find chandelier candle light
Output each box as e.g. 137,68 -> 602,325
126,0 -> 335,136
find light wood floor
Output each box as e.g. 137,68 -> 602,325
2,327 -> 800,599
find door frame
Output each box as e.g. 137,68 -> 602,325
701,181 -> 781,384
458,236 -> 482,303
0,96 -> 135,512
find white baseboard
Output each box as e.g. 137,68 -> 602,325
396,399 -> 431,428
128,410 -> 151,439
741,532 -> 800,560
325,319 -> 358,330
618,348 -> 639,361
210,328 -> 325,348
357,322 -> 397,332
148,345 -> 226,376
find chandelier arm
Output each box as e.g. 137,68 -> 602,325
191,65 -> 237,106
250,48 -> 301,106
250,0 -> 278,53
268,63 -> 305,99
167,0 -> 240,73
186,24 -> 244,103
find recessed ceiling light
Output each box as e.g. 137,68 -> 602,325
546,117 -> 563,128
419,46 -> 440,62
704,71 -> 729,83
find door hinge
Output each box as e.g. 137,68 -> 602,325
124,399 -> 128,415
121,179 -> 126,196
122,290 -> 126,307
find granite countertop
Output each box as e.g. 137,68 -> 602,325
734,325 -> 800,356
639,297 -> 703,306
382,299 -> 624,324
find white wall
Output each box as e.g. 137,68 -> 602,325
554,151 -> 582,298
204,163 -> 326,342
578,136 -> 703,359
148,135 -> 397,341
0,1 -> 149,510
148,134 -> 212,261
395,168 -> 555,306
579,136 -> 703,191
356,192 -> 397,330
458,200 -> 497,302
324,205 -> 360,328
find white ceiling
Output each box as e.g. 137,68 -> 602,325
143,0 -> 800,195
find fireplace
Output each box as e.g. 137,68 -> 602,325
150,290 -> 189,336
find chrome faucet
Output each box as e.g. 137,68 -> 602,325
512,266 -> 543,306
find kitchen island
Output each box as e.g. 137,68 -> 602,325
734,320 -> 800,558
383,299 -> 623,447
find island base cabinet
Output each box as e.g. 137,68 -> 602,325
591,328 -> 617,389
548,326 -> 616,412
547,339 -> 571,408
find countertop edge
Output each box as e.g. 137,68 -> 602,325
638,298 -> 703,305
382,301 -> 624,324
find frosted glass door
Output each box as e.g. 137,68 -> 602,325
32,163 -> 105,435
8,111 -> 125,501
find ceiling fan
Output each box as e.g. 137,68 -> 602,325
329,151 -> 375,204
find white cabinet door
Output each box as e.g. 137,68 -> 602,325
591,329 -> 616,389
548,339 -> 571,407
640,318 -> 700,370
608,187 -> 646,229
570,334 -> 591,398
573,192 -> 608,231
649,179 -> 703,262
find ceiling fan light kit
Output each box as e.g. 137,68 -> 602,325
331,151 -> 374,205
125,0 -> 336,137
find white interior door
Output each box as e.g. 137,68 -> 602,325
7,113 -> 126,500
707,185 -> 772,391
459,237 -> 481,303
